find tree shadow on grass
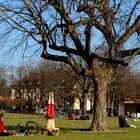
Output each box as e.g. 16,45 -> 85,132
60,127 -> 90,133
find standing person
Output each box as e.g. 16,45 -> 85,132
0,112 -> 10,136
42,92 -> 59,136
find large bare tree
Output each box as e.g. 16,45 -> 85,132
0,0 -> 140,131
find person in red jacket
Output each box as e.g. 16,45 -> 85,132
0,112 -> 10,136
42,92 -> 59,136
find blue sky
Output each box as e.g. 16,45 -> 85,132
0,0 -> 139,71
0,29 -> 139,71
0,43 -> 42,66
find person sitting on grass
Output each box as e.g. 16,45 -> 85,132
118,113 -> 137,128
0,112 -> 11,136
118,113 -> 130,128
42,92 -> 59,136
67,111 -> 74,120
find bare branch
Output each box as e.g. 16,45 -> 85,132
91,53 -> 128,67
85,24 -> 92,54
126,1 -> 139,30
41,48 -> 86,76
118,47 -> 140,58
115,15 -> 140,51
0,9 -> 41,44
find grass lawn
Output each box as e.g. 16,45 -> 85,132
0,113 -> 140,140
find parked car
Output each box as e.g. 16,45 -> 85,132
0,106 -> 15,113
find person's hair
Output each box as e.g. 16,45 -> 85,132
0,112 -> 3,117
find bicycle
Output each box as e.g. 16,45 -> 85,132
8,121 -> 40,136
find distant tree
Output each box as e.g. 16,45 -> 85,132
108,66 -> 140,116
0,65 -> 10,97
38,60 -> 76,109
0,97 -> 11,107
116,69 -> 140,103
11,60 -> 76,112
70,73 -> 93,114
0,97 -> 25,113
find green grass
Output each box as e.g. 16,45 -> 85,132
0,113 -> 140,140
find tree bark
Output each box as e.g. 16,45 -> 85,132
90,78 -> 108,131
111,92 -> 115,117
82,94 -> 87,115
90,59 -> 111,131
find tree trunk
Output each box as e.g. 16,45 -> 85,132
90,78 -> 108,131
82,93 -> 87,115
90,59 -> 112,131
111,92 -> 115,117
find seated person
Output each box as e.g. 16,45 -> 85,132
118,114 -> 130,128
85,114 -> 90,120
80,114 -> 89,120
0,112 -> 10,136
67,111 -> 74,120
75,114 -> 80,120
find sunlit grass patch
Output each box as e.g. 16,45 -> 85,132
1,113 -> 140,140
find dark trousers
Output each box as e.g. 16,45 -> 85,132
0,131 -> 10,136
